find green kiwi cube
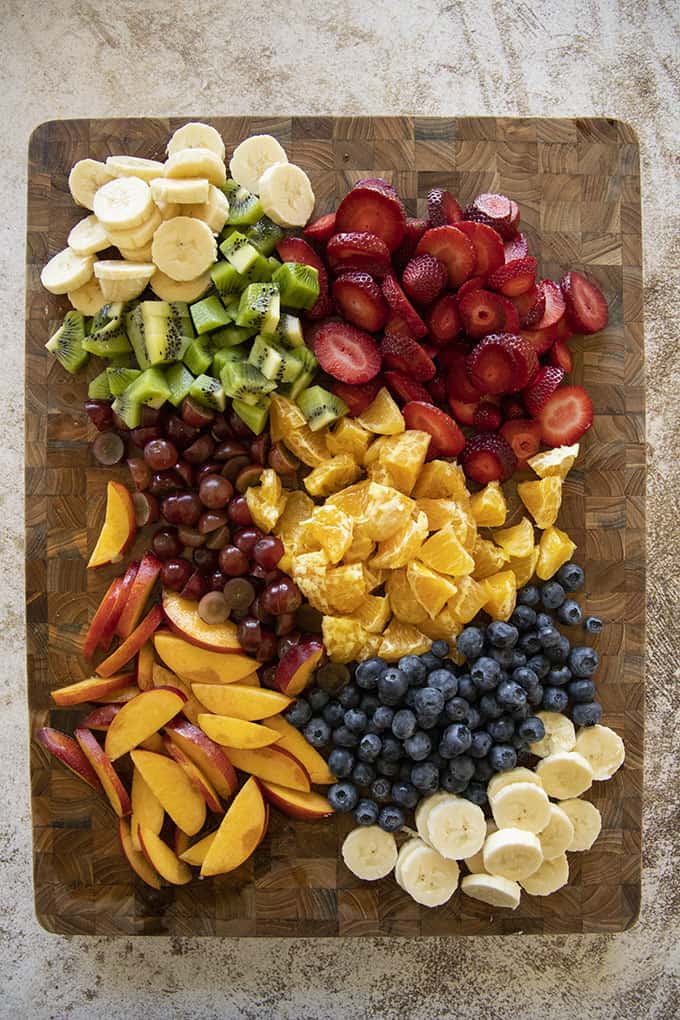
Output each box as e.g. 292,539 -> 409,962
219,231 -> 260,274
164,363 -> 195,407
211,260 -> 246,298
242,254 -> 275,283
111,391 -> 142,429
106,366 -> 141,397
88,368 -> 112,401
262,312 -> 304,349
183,336 -> 214,376
130,367 -> 171,409
141,301 -> 194,364
125,305 -> 151,369
81,316 -> 132,358
46,311 -> 89,374
232,396 -> 270,435
235,283 -> 280,335
91,302 -> 124,333
293,345 -> 318,373
280,369 -> 314,402
272,262 -> 320,310
245,216 -> 284,256
223,180 -> 264,226
212,345 -> 248,377
190,295 -> 231,335
220,361 -> 276,404
210,323 -> 257,348
297,385 -> 348,432
189,374 -> 226,412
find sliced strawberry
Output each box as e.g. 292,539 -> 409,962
314,321 -> 382,384
463,193 -> 514,238
403,401 -> 465,457
427,293 -> 462,344
303,212 -> 336,244
511,284 -> 546,328
560,270 -> 609,334
461,433 -> 517,484
421,341 -> 439,360
536,385 -> 594,447
508,201 -> 520,234
354,177 -> 398,195
381,274 -> 428,339
445,348 -> 483,403
499,419 -> 542,466
326,232 -> 392,278
393,216 -> 429,270
381,333 -> 436,381
458,289 -> 520,339
331,377 -> 383,417
522,365 -> 565,417
504,233 -> 529,262
448,398 -> 479,426
535,280 -> 566,330
416,226 -> 476,288
304,315 -> 340,351
426,373 -> 447,405
305,289 -> 335,321
384,313 -> 412,337
335,185 -> 406,251
551,318 -> 574,343
455,220 -> 505,276
402,254 -> 447,306
384,370 -> 433,405
456,275 -> 485,301
276,236 -> 326,274
466,332 -> 539,395
427,188 -> 463,226
332,272 -> 388,332
520,326 -> 557,356
473,401 -> 503,432
488,256 -> 537,297
501,394 -> 527,421
548,340 -> 574,374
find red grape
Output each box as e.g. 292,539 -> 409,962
144,438 -> 178,471
295,604 -> 323,633
255,629 -> 277,662
141,406 -> 161,427
251,564 -> 283,585
149,471 -> 181,497
161,492 -> 202,527
268,443 -> 299,475
181,570 -> 207,601
275,613 -> 297,637
166,415 -> 198,450
205,569 -> 227,591
174,460 -> 194,487
223,577 -> 255,611
250,434 -> 270,466
211,414 -> 233,441
227,496 -> 254,527
183,434 -> 216,465
85,400 -> 114,432
198,511 -> 228,535
161,557 -> 193,591
205,525 -> 231,550
132,491 -> 159,527
214,440 -> 248,461
221,455 -> 250,482
92,431 -> 124,465
198,591 -> 229,624
235,464 -> 263,493
127,457 -> 152,491
253,536 -> 284,570
237,616 -> 263,652
181,396 -> 214,429
177,525 -> 205,548
199,474 -> 233,509
193,546 -> 217,572
233,527 -> 264,556
152,527 -> 182,560
130,426 -> 161,448
196,461 -> 223,483
261,579 -> 303,615
277,632 -> 302,659
251,594 -> 274,626
218,545 -> 249,576
259,664 -> 278,689
227,407 -> 254,438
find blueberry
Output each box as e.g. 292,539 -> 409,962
511,702 -> 530,722
526,683 -> 544,707
541,581 -> 566,610
445,696 -> 469,722
487,621 -> 519,649
345,708 -> 369,734
538,625 -> 562,650
510,649 -> 528,669
518,584 -> 540,607
398,654 -> 428,685
284,699 -> 312,728
518,715 -> 545,744
411,761 -> 440,792
419,652 -> 442,672
431,639 -> 450,658
568,679 -> 597,703
404,731 -> 432,761
377,667 -> 409,706
457,675 -> 478,702
322,701 -> 346,728
473,757 -> 494,782
414,687 -> 445,718
466,706 -> 482,730
308,688 -> 330,712
536,612 -> 553,630
352,762 -> 376,787
491,647 -> 515,669
488,744 -> 517,772
370,776 -> 392,803
427,669 -> 458,697
511,605 -> 537,632
464,782 -> 488,806
357,732 -> 382,762
353,798 -> 379,825
354,657 -> 386,689
328,782 -> 358,812
379,735 -> 402,762
557,598 -> 583,626
496,681 -> 527,710
487,716 -> 515,743
446,754 -> 476,784
392,708 -> 417,741
572,701 -> 603,726
457,626 -> 485,661
545,635 -> 571,665
439,723 -> 472,758
469,730 -> 493,759
541,686 -> 569,712
398,761 -> 413,782
316,663 -> 350,695
391,781 -> 419,808
332,725 -> 359,748
404,688 -> 419,710
360,694 -> 380,716
479,694 -> 504,720
519,632 -> 541,655
441,771 -> 469,794
512,666 -> 540,691
429,750 -> 444,770
328,747 -> 354,778
378,805 -> 405,832
556,561 -> 585,592
471,656 -> 502,691
338,685 -> 361,709
304,717 -> 331,749
372,706 -> 394,732
527,654 -> 551,679
547,666 -> 572,686
568,646 -> 599,677
376,757 -> 401,778
584,615 -> 604,635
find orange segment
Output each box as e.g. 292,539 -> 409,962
350,595 -> 392,634
282,424 -> 330,466
269,393 -> 307,442
527,443 -> 579,479
517,477 -> 563,529
418,606 -> 462,642
327,479 -> 371,516
357,387 -> 405,435
493,517 -> 535,558
370,511 -> 429,569
378,619 -> 431,661
362,482 -> 415,540
326,417 -> 373,464
324,563 -> 367,614
482,570 -> 517,621
413,459 -> 469,501
418,524 -> 476,576
448,575 -> 488,624
304,505 -> 354,563
276,490 -> 314,553
472,536 -> 509,579
245,468 -> 287,532
304,454 -> 362,497
470,482 -> 508,527
385,568 -> 428,625
365,430 -> 431,495
536,526 -> 577,580
407,560 -> 458,618
322,616 -> 374,663
508,547 -> 540,588
290,551 -> 332,613
342,529 -> 376,563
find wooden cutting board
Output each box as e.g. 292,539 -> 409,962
26,116 -> 644,936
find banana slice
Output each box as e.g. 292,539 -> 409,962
151,216 -> 217,282
258,162 -> 315,228
488,767 -> 544,804
41,248 -> 95,295
68,158 -> 115,210
529,711 -> 576,758
426,797 -> 486,860
464,820 -> 497,874
536,751 -> 593,799
94,177 -> 154,231
106,206 -> 163,250
167,122 -> 226,160
229,134 -> 288,194
164,148 -> 226,187
150,269 -> 212,302
67,276 -> 106,315
574,725 -> 625,780
106,155 -> 165,181
67,215 -> 111,256
180,185 -> 230,234
341,825 -> 397,881
537,804 -> 575,859
558,798 -> 602,851
483,828 -> 543,881
461,873 -> 521,910
394,837 -> 426,887
94,260 -> 156,301
520,853 -> 569,896
397,842 -> 459,907
118,242 -> 154,263
150,177 -> 211,205
155,199 -> 181,220
415,791 -> 451,843
490,781 -> 552,834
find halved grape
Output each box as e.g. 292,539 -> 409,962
223,577 -> 256,611
198,591 -> 229,625
92,431 -> 124,465
132,491 -> 159,527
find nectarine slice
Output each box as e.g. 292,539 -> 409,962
74,727 -> 131,816
118,818 -> 162,890
80,705 -> 121,731
275,640 -> 324,697
179,831 -> 217,867
163,719 -> 238,799
83,576 -> 123,659
105,686 -> 186,761
131,767 -> 164,852
94,684 -> 141,704
130,749 -> 206,836
51,672 -> 133,707
138,732 -> 165,753
162,735 -> 223,813
96,604 -> 163,677
36,726 -> 103,792
259,780 -> 334,820
153,663 -> 206,725
137,640 -> 155,691
239,673 -> 260,687
198,714 -> 281,750
201,777 -> 266,877
263,715 -> 336,785
174,826 -> 191,858
154,631 -> 258,684
192,683 -> 291,721
116,551 -> 162,639
161,590 -> 242,653
137,825 -> 192,885
88,480 -> 136,568
223,746 -> 310,793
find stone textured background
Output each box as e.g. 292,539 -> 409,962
2,1 -> 678,1016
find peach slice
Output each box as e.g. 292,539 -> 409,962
162,734 -> 223,813
51,672 -> 134,707
153,663 -> 206,725
104,686 -> 186,761
130,748 -> 206,836
80,705 -> 121,731
96,604 -> 163,677
179,831 -> 217,867
118,817 -> 161,889
275,639 -> 324,696
130,766 -> 164,852
88,480 -> 136,569
198,714 -> 280,750
223,745 -> 310,792
74,727 -> 131,816
161,590 -> 242,653
263,715 -> 336,785
240,673 -> 260,687
258,780 -> 334,820
153,631 -> 258,684
93,683 -> 141,704
163,718 -> 238,800
116,552 -> 162,639
201,777 -> 266,877
174,826 -> 191,858
138,732 -> 165,753
36,726 -> 103,792
83,576 -> 123,659
191,683 -> 291,721
137,640 -> 155,692
137,825 -> 192,885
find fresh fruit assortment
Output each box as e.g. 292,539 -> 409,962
35,121 -> 626,918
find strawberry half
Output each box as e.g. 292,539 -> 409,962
458,289 -> 520,339
456,275 -> 485,301
354,177 -> 398,195
499,419 -> 542,466
381,274 -> 428,339
314,321 -> 382,384
473,401 -> 503,432
326,232 -> 392,278
560,271 -> 609,334
455,221 -> 505,276
381,333 -> 436,381
464,193 -> 514,237
466,332 -> 539,395
488,256 -> 537,297
427,293 -> 462,344
303,212 -> 336,244
335,184 -> 406,251
548,340 -> 574,374
508,201 -> 520,234
522,365 -> 565,417
461,433 -> 517,484
427,188 -> 463,226
384,370 -> 433,405
448,398 -> 479,426
416,226 -> 476,288
426,373 -> 447,405
402,401 -> 465,458
331,377 -> 383,417
511,285 -> 546,328
445,348 -> 483,403
393,216 -> 429,271
332,272 -> 388,332
402,254 -> 447,305
501,394 -> 527,421
504,233 -> 529,262
384,313 -> 412,337
535,280 -> 566,330
520,326 -> 557,356
536,385 -> 594,447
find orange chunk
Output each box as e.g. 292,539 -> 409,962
367,430 -> 431,495
327,479 -> 371,516
493,517 -> 535,558
362,482 -> 415,540
343,529 -> 376,563
290,551 -> 332,613
304,454 -> 362,497
536,527 -> 577,580
448,575 -> 489,624
482,570 -> 517,621
413,459 -> 469,501
379,619 -> 432,661
370,510 -> 429,569
472,536 -> 510,580
324,563 -> 367,614
418,524 -> 475,576
276,490 -> 315,553
283,424 -> 330,467
357,387 -> 405,435
304,504 -> 354,563
350,595 -> 392,634
245,468 -> 287,532
517,477 -> 563,529
508,547 -> 540,588
385,567 -> 428,625
419,606 -> 462,642
407,560 -> 458,619
322,616 -> 374,663
269,393 -> 307,442
470,482 -> 508,527
527,443 -> 579,480
326,417 -> 373,464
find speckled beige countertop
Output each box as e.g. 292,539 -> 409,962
2,1 -> 679,1016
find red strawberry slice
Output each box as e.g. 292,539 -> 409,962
303,212 -> 336,244
402,254 -> 447,306
305,289 -> 335,321
335,185 -> 406,251
304,315 -> 340,351
560,271 -> 609,334
466,332 -> 539,395
499,419 -> 542,466
276,236 -> 326,274
427,188 -> 463,226
551,317 -> 574,343
548,340 -> 574,374
416,226 -> 476,288
354,177 -> 398,195
393,216 -> 429,270
331,377 -> 383,417
468,193 -> 512,230
448,398 -> 479,426
445,348 -> 483,403
511,284 -> 546,328
501,394 -> 527,421
461,433 -> 517,484
535,280 -> 566,330
326,232 -> 392,278
403,401 -> 465,458
456,275 -> 485,301
381,274 -> 428,339
488,256 -> 537,297
384,313 -> 412,337
381,333 -> 436,381
473,401 -> 503,432
422,341 -> 439,360
508,201 -> 520,234
504,233 -> 529,262
427,293 -> 462,344
455,220 -> 505,276
426,373 -> 446,405
458,289 -> 520,339
314,321 -> 382,384
332,272 -> 388,332
522,365 -> 565,417
536,385 -> 594,447
384,370 -> 433,405
520,326 -> 557,356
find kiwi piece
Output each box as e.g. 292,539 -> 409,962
130,367 -> 172,409
183,336 -> 214,376
245,216 -> 284,256
91,302 -> 125,334
223,180 -> 264,226
280,370 -> 314,402
235,283 -> 280,335
272,262 -> 320,310
263,312 -> 304,349
293,345 -> 318,373
141,301 -> 194,365
212,345 -> 247,378
125,305 -> 151,369
232,396 -> 270,435
219,231 -> 260,275
106,366 -> 141,397
81,316 -> 132,358
210,323 -> 257,348
241,254 -> 275,283
220,361 -> 276,405
109,351 -> 138,368
248,336 -> 303,384
111,389 -> 143,429
190,295 -> 231,335
164,363 -> 195,407
211,260 -> 246,298
46,310 -> 89,374
297,385 -> 348,432
88,368 -> 112,401
189,374 -> 226,412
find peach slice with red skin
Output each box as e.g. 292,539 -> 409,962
164,718 -> 238,799
51,672 -> 134,707
153,663 -> 207,725
161,591 -> 242,653
275,639 -> 324,697
116,552 -> 162,639
104,686 -> 186,761
130,766 -> 164,852
36,726 -> 103,792
191,683 -> 291,721
179,830 -> 217,867
130,748 -> 206,836
88,480 -> 137,569
137,640 -> 155,691
201,776 -> 266,877
198,714 -> 281,750
74,727 -> 131,815
258,780 -> 334,820
94,683 -> 141,704
137,825 -> 192,885
174,826 -> 191,858
80,705 -> 121,730
138,732 -> 165,753
263,714 -> 335,785
83,576 -> 123,659
118,817 -> 162,890
153,630 -> 258,684
223,745 -> 310,792
162,734 -> 223,813
96,604 -> 163,677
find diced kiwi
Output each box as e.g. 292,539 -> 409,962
263,312 -> 304,349
106,366 -> 141,396
189,294 -> 231,335
109,351 -> 138,368
140,301 -> 194,364
293,345 -> 318,373
235,283 -> 280,335
220,361 -> 276,405
91,302 -> 125,334
297,385 -> 348,431
232,396 -> 270,435
248,336 -> 303,384
125,305 -> 151,369
88,368 -> 112,401
183,336 -> 214,376
164,363 -> 195,407
219,231 -> 260,274
245,216 -> 284,256
272,262 -> 320,310
211,260 -> 246,298
212,345 -> 247,377
210,323 -> 257,348
189,374 -> 226,412
130,367 -> 172,409
46,311 -> 89,374
280,370 -> 314,402
241,254 -> 275,283
222,297 -> 240,320
111,390 -> 142,429
223,180 -> 264,226
81,316 -> 132,358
